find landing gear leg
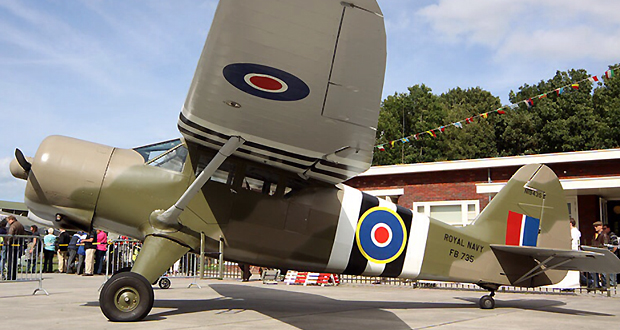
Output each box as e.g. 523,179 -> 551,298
479,290 -> 495,309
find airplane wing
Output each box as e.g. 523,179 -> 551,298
178,0 -> 386,184
491,244 -> 620,283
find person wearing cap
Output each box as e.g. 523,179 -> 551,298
589,221 -> 610,289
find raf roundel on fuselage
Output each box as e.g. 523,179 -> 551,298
223,63 -> 310,101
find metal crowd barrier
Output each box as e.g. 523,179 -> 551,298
0,234 -> 48,295
103,237 -> 231,289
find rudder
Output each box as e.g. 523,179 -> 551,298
469,164 -> 569,250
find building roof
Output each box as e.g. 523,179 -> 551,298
0,200 -> 27,211
360,148 -> 620,177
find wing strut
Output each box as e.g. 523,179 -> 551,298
151,136 -> 245,230
513,255 -> 573,285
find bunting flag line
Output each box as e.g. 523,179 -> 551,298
374,64 -> 619,151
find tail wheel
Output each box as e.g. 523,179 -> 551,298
99,272 -> 154,322
158,277 -> 171,289
479,295 -> 495,309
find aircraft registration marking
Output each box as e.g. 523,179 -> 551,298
443,233 -> 484,263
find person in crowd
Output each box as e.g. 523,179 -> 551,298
238,262 -> 251,282
0,218 -> 8,274
76,231 -> 87,275
43,228 -> 57,273
6,215 -> 26,280
56,229 -> 71,273
602,224 -> 619,286
27,225 -> 41,273
66,231 -> 81,274
570,218 -> 581,251
94,229 -> 108,275
589,221 -> 610,289
81,228 -> 97,276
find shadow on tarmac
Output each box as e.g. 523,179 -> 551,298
84,284 -> 613,328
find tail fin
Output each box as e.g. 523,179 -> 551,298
470,164 -> 569,250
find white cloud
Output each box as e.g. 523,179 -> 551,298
0,157 -> 26,202
416,0 -> 620,62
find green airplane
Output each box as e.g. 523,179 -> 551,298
9,0 -> 620,322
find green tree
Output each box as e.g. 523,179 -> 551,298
373,85 -> 444,165
437,87 -> 502,160
505,69 -> 608,155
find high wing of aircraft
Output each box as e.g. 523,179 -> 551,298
180,0 -> 386,184
9,0 -> 620,323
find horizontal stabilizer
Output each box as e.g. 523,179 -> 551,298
491,244 -> 620,276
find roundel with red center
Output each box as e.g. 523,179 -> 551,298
356,206 -> 407,264
223,63 -> 310,101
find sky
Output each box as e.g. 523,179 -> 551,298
1,0 -> 619,202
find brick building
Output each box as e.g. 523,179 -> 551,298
345,148 -> 620,246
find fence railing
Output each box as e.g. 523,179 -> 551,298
0,234 -> 48,295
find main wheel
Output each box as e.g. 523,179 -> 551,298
158,277 -> 171,289
99,272 -> 154,322
479,295 -> 495,309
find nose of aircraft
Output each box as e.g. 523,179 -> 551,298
12,135 -> 116,231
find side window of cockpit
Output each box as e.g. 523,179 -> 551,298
148,145 -> 188,173
196,153 -> 236,186
242,166 -> 279,196
284,175 -> 309,197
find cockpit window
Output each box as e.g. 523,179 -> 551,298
134,139 -> 182,163
147,144 -> 188,173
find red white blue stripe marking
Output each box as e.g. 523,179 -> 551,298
505,211 -> 540,247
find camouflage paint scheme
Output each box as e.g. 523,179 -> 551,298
12,135 -> 569,289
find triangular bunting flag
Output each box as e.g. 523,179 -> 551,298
605,69 -> 615,79
481,113 -> 488,119
378,145 -> 385,151
401,137 -> 409,143
538,93 -> 547,99
427,130 -> 436,138
525,99 -> 533,107
454,122 -> 463,129
497,109 -> 506,115
390,140 -> 396,147
556,87 -> 564,96
571,83 -> 579,89
589,76 -> 599,82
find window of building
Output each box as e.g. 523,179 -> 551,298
413,200 -> 480,226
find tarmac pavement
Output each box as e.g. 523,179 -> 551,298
0,274 -> 619,329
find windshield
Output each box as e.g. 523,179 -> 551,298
134,139 -> 182,162
146,144 -> 188,173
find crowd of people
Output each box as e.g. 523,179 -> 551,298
1,215 -> 109,278
571,218 -> 620,289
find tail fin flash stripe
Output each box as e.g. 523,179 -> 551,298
522,216 -> 540,247
506,211 -> 540,247
506,211 -> 523,246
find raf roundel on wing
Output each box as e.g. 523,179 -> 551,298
356,206 -> 407,264
223,63 -> 310,101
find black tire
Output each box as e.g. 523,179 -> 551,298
479,295 -> 495,309
99,272 -> 154,322
158,277 -> 171,289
